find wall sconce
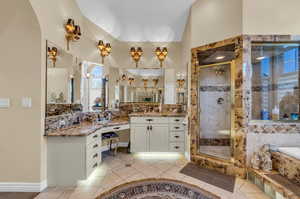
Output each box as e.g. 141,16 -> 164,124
142,78 -> 148,89
128,77 -> 135,86
155,47 -> 168,67
176,73 -> 185,88
130,47 -> 143,67
65,18 -> 81,50
152,78 -> 159,87
47,47 -> 58,67
97,40 -> 112,64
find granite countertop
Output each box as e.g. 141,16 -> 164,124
45,118 -> 129,137
129,112 -> 187,117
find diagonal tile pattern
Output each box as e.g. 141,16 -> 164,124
34,151 -> 270,199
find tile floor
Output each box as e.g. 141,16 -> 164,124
35,151 -> 270,199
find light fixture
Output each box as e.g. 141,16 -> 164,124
176,73 -> 185,88
130,47 -> 143,67
47,47 -> 58,67
256,56 -> 266,60
152,78 -> 159,87
128,77 -> 135,86
216,56 -> 225,60
142,78 -> 148,89
97,40 -> 112,64
86,73 -> 91,79
155,47 -> 168,67
65,18 -> 81,50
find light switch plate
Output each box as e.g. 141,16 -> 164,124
22,97 -> 32,108
0,98 -> 10,108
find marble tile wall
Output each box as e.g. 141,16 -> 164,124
244,35 -> 300,168
46,103 -> 82,117
190,36 -> 246,177
271,152 -> 300,185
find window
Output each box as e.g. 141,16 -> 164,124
283,48 -> 298,73
251,42 -> 300,121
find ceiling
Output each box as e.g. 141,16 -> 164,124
75,0 -> 195,42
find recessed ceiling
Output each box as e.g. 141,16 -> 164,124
76,0 -> 195,42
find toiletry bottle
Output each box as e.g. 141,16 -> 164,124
271,106 -> 279,120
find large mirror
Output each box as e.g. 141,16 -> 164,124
46,41 -> 83,117
117,68 -> 164,103
46,41 -> 82,105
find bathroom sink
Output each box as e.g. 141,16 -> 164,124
218,130 -> 230,135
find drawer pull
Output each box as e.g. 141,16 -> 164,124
174,127 -> 180,129
93,144 -> 98,148
174,146 -> 180,149
113,127 -> 120,130
174,136 -> 180,138
92,163 -> 98,168
93,153 -> 98,158
175,119 -> 180,122
146,119 -> 153,122
93,134 -> 98,138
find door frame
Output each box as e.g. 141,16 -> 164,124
197,60 -> 236,161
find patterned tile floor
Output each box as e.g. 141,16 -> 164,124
35,151 -> 270,199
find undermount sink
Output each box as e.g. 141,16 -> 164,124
218,130 -> 230,135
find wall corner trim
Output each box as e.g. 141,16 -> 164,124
0,180 -> 47,192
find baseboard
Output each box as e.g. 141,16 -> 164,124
0,180 -> 47,192
101,142 -> 129,152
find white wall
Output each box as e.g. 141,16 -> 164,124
243,0 -> 300,34
190,0 -> 242,48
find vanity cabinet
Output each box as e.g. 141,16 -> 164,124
130,116 -> 185,153
47,130 -> 102,186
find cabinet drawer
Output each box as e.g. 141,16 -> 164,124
86,159 -> 99,177
169,117 -> 185,124
86,140 -> 100,155
169,142 -> 185,152
131,117 -> 169,124
101,124 -> 130,133
87,149 -> 101,166
170,131 -> 185,142
169,124 -> 185,131
87,131 -> 101,144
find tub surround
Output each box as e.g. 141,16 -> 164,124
272,151 -> 300,185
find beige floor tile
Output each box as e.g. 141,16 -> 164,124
112,166 -> 139,179
38,152 -> 271,199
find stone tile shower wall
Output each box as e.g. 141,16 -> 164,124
190,36 -> 246,177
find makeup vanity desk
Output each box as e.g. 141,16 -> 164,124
46,119 -> 129,186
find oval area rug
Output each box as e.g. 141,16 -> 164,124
96,178 -> 220,199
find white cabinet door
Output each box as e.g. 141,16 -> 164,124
131,125 -> 149,152
149,125 -> 169,152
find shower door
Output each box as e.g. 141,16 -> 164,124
198,61 -> 235,160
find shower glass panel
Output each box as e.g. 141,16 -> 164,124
198,63 -> 233,160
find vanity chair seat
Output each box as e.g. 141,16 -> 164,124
102,132 -> 120,156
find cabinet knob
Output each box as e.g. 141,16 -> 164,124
175,119 -> 180,122
113,127 -> 120,130
174,127 -> 180,129
92,163 -> 98,168
93,153 -> 98,158
93,144 -> 98,148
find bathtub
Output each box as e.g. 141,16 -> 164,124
278,147 -> 300,160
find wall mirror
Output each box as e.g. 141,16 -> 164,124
46,41 -> 82,116
117,68 -> 164,103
